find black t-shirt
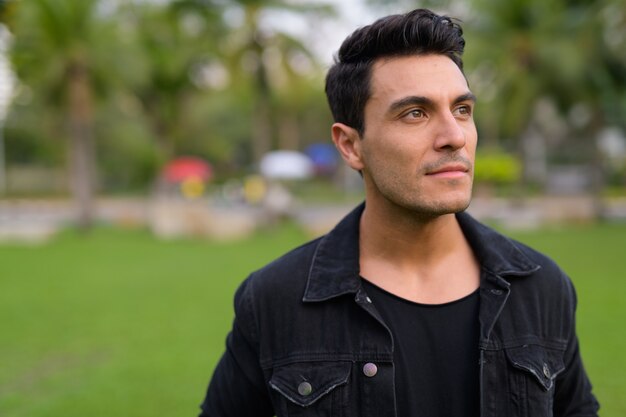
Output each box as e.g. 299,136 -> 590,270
362,279 -> 480,417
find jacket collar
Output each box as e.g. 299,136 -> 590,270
303,202 -> 540,302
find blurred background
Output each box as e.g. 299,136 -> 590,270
0,0 -> 624,415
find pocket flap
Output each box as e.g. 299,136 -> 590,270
269,361 -> 351,407
505,344 -> 566,391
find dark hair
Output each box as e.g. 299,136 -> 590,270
325,9 -> 466,136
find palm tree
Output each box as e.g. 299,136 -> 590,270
10,0 -> 122,230
215,0 -> 335,162
122,0 -> 225,161
131,0 -> 335,166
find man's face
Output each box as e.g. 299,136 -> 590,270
357,54 -> 477,217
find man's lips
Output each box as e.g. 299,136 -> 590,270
426,163 -> 471,178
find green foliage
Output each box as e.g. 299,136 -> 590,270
95,102 -> 162,191
123,1 -> 224,160
4,0 -> 336,194
474,150 -> 522,185
466,0 -> 626,143
3,0 -> 626,195
10,0 -> 119,105
0,0 -> 17,28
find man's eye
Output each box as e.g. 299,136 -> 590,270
405,109 -> 425,119
454,105 -> 472,117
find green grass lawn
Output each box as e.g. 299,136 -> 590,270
0,219 -> 624,416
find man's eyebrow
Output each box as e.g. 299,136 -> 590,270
454,92 -> 477,104
388,92 -> 477,114
388,96 -> 433,114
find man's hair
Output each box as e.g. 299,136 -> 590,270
325,9 -> 466,136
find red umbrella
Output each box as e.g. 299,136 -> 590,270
161,157 -> 212,183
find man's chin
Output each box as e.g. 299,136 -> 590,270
425,196 -> 472,216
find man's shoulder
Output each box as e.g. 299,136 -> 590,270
494,230 -> 575,300
507,236 -> 562,275
459,212 -> 572,291
241,235 -> 323,296
244,204 -> 363,298
257,236 -> 322,276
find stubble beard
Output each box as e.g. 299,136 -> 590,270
373,174 -> 474,221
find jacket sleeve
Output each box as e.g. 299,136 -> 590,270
199,277 -> 274,417
553,274 -> 600,417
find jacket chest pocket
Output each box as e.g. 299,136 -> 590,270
269,361 -> 351,417
505,344 -> 566,416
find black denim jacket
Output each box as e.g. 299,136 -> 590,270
200,204 -> 599,417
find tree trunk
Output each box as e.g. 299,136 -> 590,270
67,60 -> 96,231
251,95 -> 272,162
249,22 -> 273,162
278,111 -> 299,151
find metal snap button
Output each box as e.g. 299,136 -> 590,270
365,296 -> 372,303
490,289 -> 503,295
298,381 -> 313,396
363,362 -> 378,377
543,363 -> 551,378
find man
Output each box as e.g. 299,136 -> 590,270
199,9 -> 599,417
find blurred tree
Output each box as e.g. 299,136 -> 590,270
4,0 -> 339,196
116,0 -> 335,174
0,0 -> 17,27
215,0 -> 335,162
465,0 -> 626,210
122,0 -> 224,161
9,0 -> 124,229
266,32 -> 329,151
560,0 -> 626,214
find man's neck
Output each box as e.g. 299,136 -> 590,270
359,200 -> 480,304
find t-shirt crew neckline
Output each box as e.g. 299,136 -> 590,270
360,276 -> 480,307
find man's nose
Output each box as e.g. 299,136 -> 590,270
433,112 -> 466,151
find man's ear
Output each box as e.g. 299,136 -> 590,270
331,123 -> 365,171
